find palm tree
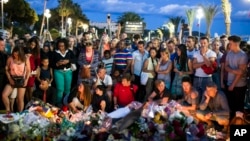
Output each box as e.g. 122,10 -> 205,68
185,9 -> 195,36
201,4 -> 220,37
70,3 -> 89,36
163,21 -> 175,38
58,0 -> 73,36
221,0 -> 232,36
168,16 -> 183,36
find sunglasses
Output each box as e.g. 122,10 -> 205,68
85,42 -> 93,46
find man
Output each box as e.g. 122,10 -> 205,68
219,35 -> 228,54
225,35 -> 248,118
196,82 -> 230,131
113,40 -> 132,75
33,79 -> 56,105
186,36 -> 198,60
93,67 -> 113,101
167,40 -> 177,62
131,41 -> 148,101
131,34 -> 141,51
0,38 -> 7,109
192,37 -> 217,98
113,73 -> 138,108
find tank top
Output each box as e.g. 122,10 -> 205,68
40,67 -> 51,80
147,57 -> 158,78
9,57 -> 26,76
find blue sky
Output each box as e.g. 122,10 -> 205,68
27,0 -> 250,36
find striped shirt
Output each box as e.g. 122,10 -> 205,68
113,49 -> 132,71
102,57 -> 114,75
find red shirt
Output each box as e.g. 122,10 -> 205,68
113,83 -> 138,107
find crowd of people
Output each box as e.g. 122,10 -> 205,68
0,30 -> 250,133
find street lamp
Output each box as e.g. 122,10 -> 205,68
67,17 -> 72,35
196,7 -> 204,40
44,9 -> 51,32
107,13 -> 111,38
1,0 -> 8,30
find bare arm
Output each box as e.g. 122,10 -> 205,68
156,61 -> 173,74
192,58 -> 205,69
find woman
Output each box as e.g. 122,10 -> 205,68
51,38 -> 76,107
155,49 -> 172,89
171,44 -> 193,99
67,82 -> 92,113
77,41 -> 100,85
91,85 -> 111,113
147,79 -> 171,105
26,37 -> 40,102
177,76 -> 199,116
2,46 -> 30,112
142,47 -> 158,101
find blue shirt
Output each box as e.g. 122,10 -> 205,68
132,50 -> 149,76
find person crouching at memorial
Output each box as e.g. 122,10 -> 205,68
113,73 -> 138,109
66,82 -> 92,113
91,85 -> 111,113
33,79 -> 56,105
147,79 -> 171,105
176,76 -> 199,117
196,82 -> 230,131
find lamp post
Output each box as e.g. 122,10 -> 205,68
44,9 -> 51,32
1,0 -> 8,30
196,7 -> 204,40
107,13 -> 111,38
67,17 -> 72,35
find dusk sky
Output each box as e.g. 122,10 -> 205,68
27,0 -> 250,37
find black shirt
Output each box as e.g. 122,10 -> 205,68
91,93 -> 111,112
153,88 -> 171,101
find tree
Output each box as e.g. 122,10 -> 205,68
70,3 -> 89,36
185,9 -> 195,36
221,0 -> 232,36
201,4 -> 220,37
168,16 -> 183,36
4,0 -> 38,36
117,12 -> 145,33
58,0 -> 73,35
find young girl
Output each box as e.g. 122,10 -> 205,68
36,56 -> 53,87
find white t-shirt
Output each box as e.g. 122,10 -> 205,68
193,49 -> 216,77
93,74 -> 113,86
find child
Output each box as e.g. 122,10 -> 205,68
101,50 -> 113,75
36,56 -> 53,87
112,69 -> 121,86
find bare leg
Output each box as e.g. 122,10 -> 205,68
16,87 -> 26,112
25,87 -> 34,102
2,84 -> 13,112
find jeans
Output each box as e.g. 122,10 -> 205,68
54,69 -> 72,107
193,76 -> 213,101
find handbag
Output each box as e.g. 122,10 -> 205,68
201,61 -> 217,75
81,51 -> 94,79
12,76 -> 25,88
11,61 -> 26,88
140,71 -> 149,85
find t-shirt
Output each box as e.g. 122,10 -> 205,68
132,50 -> 149,76
153,88 -> 171,101
113,83 -> 138,107
102,57 -> 114,75
113,49 -> 132,71
93,74 -> 113,87
91,93 -> 111,112
226,50 -> 248,87
193,49 -> 216,77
